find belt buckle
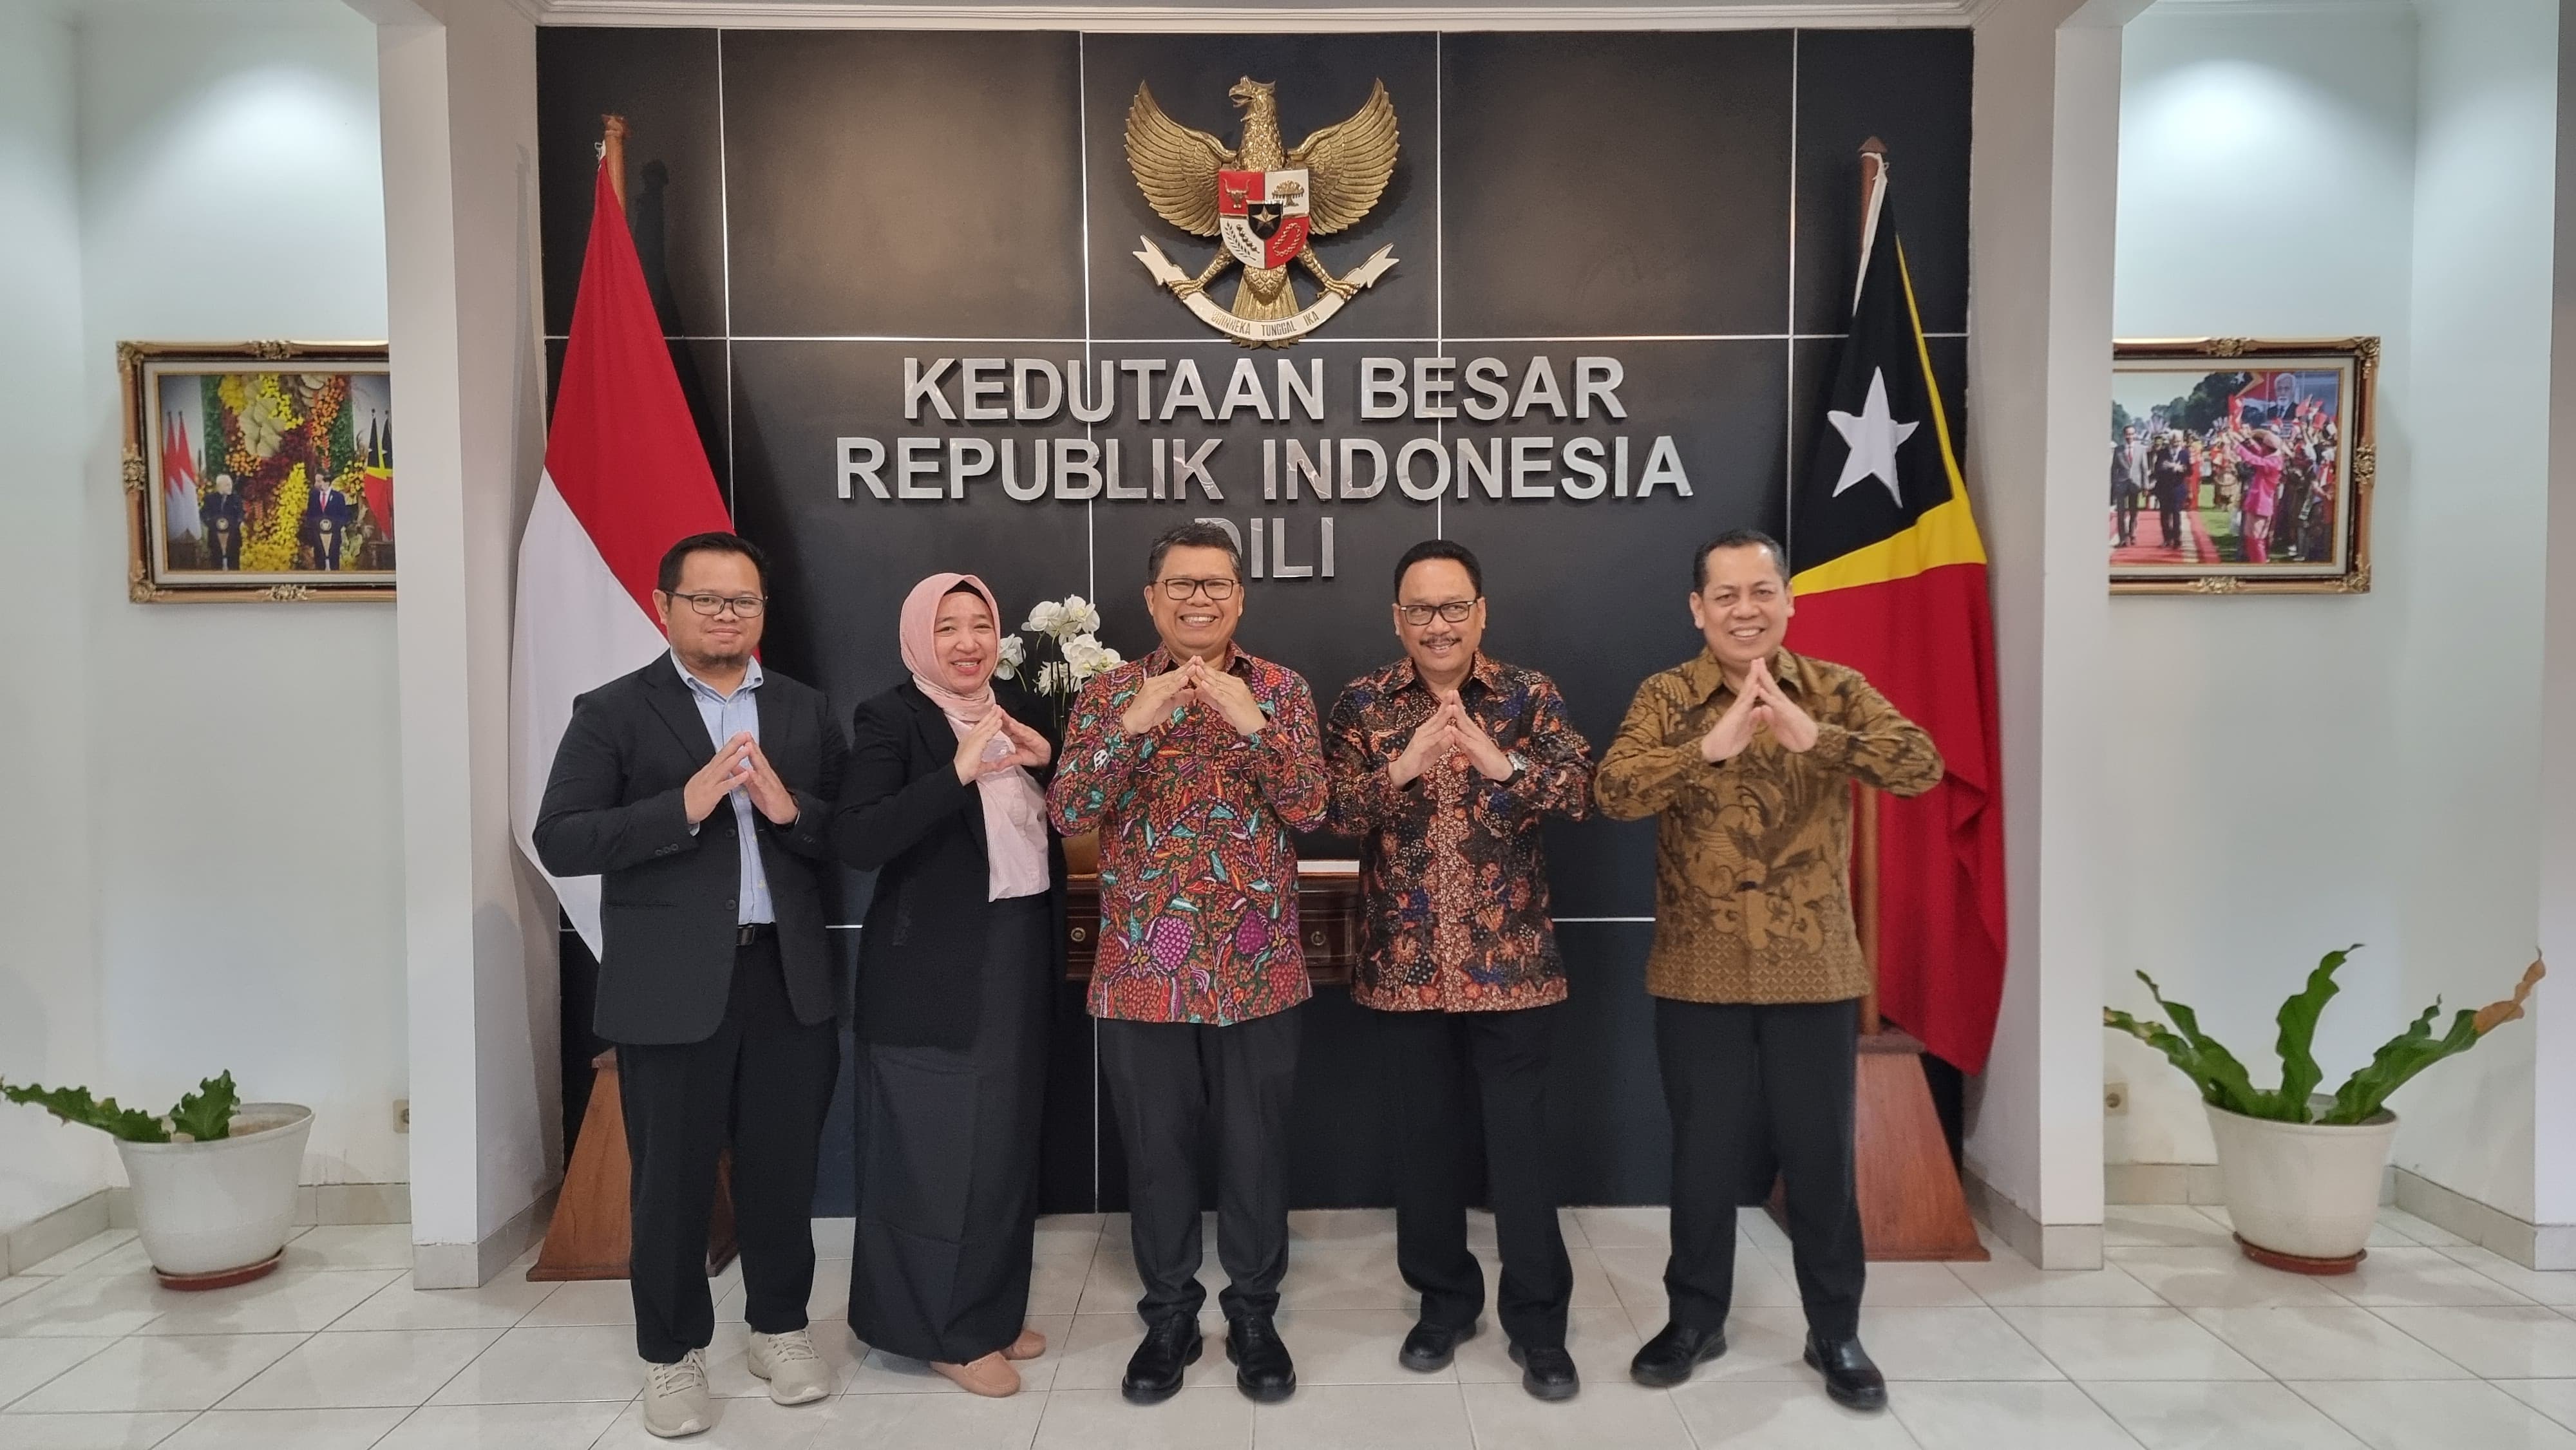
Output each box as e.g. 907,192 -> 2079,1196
736,924 -> 760,946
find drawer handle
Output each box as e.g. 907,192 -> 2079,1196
1070,926 -> 1088,943
1307,930 -> 1325,946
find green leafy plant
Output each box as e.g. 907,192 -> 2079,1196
0,1071 -> 242,1144
2105,949 -> 2543,1126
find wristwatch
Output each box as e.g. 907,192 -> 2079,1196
1505,751 -> 1531,778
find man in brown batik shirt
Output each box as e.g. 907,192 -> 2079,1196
1325,540 -> 1593,1402
1597,529 -> 1942,1415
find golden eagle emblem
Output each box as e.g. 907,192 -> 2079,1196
1126,76 -> 1401,348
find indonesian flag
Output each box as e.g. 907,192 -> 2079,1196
510,153 -> 732,955
1787,178 -> 2007,1074
163,413 -> 202,541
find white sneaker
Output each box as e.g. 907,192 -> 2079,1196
747,1327 -> 833,1405
641,1349 -> 713,1438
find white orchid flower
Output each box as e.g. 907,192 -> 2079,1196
1058,595 -> 1103,639
1023,601 -> 1065,635
994,634 -> 1026,681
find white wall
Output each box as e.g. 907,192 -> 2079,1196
2383,0 -> 2553,1223
0,0 -> 113,1232
2106,0 -> 2420,1169
0,0 -> 404,1236
2106,0 -> 2560,1228
77,0 -> 408,1194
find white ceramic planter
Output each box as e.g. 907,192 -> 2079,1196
114,1102 -> 312,1280
2204,1098 -> 2396,1262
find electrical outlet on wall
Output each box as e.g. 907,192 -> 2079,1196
393,1098 -> 410,1135
2104,1081 -> 2128,1116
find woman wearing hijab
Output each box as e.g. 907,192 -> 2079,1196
835,574 -> 1066,1397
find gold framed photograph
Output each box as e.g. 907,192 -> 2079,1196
120,341 -> 395,603
2109,337 -> 2376,594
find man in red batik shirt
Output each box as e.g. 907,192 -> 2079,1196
1048,521 -> 1328,1409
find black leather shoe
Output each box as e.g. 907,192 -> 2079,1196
1119,1315 -> 1203,1406
1508,1342 -> 1580,1402
1225,1314 -> 1297,1403
1804,1335 -> 1888,1411
1629,1321 -> 1727,1388
1399,1319 -> 1477,1372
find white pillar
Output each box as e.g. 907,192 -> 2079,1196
1962,0 -> 2148,1269
2535,0 -> 2576,1268
360,0 -> 557,1288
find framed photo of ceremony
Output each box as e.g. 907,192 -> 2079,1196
2107,336 -> 2376,595
120,341 -> 396,603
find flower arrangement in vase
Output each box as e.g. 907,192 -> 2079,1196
998,595 -> 1123,876
998,594 -> 1124,737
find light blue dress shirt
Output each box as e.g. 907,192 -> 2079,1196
674,653 -> 773,926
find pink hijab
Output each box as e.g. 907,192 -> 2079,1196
898,572 -> 1050,901
900,572 -> 1005,724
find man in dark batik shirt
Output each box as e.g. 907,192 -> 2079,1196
1323,540 -> 1594,1402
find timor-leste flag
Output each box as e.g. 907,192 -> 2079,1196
1788,187 -> 2005,1074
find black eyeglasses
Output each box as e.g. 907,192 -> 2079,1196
1159,577 -> 1239,601
1396,600 -> 1477,626
668,592 -> 767,618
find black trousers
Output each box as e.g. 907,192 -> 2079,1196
1098,1006 -> 1303,1326
617,935 -> 840,1364
848,897 -> 1051,1364
1655,996 -> 1864,1342
1379,1004 -> 1573,1350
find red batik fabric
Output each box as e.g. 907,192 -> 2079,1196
1048,645 -> 1330,1025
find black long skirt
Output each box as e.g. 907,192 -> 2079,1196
846,894 -> 1052,1364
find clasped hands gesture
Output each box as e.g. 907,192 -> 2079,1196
949,711 -> 1053,786
1119,656 -> 1269,738
1698,657 -> 1820,762
684,732 -> 807,827
1389,693 -> 1514,786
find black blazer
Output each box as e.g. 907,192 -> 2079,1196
833,680 -> 1067,1049
534,657 -> 848,1046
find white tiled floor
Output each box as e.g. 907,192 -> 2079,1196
3,1208 -> 2573,1447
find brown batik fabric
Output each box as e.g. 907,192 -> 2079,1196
1325,655 -> 1593,1012
1595,648 -> 1944,1005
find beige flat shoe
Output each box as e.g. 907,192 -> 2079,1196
1005,1326 -> 1046,1361
932,1351 -> 1020,1397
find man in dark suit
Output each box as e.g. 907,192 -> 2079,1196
2112,425 -> 2148,548
535,532 -> 846,1439
300,477 -> 352,570
202,474 -> 243,570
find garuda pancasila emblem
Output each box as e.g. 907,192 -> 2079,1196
1126,76 -> 1400,348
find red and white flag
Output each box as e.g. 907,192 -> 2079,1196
511,151 -> 731,954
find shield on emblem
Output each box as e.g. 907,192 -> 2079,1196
1217,168 -> 1313,272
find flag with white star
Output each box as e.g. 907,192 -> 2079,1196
1794,194 -> 1962,576
1785,181 -> 2005,1078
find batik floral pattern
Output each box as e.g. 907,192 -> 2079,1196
1594,648 -> 1945,1005
1048,646 -> 1329,1024
1325,655 -> 1594,1012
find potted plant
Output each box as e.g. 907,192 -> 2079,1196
1,1072 -> 312,1290
2106,947 -> 2543,1272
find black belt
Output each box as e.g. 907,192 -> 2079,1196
735,923 -> 777,946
